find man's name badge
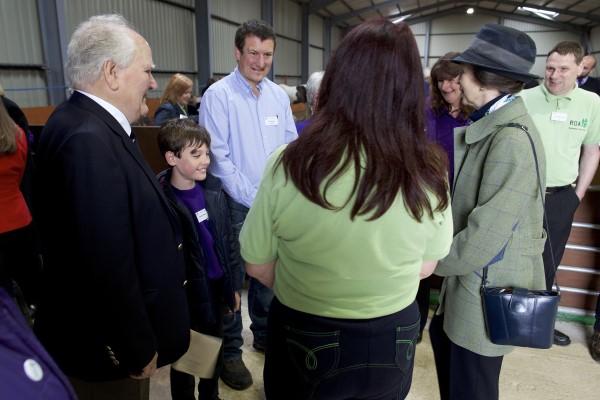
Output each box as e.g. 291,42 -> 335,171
265,116 -> 279,126
195,209 -> 209,223
550,112 -> 567,122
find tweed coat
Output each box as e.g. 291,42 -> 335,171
435,97 -> 547,357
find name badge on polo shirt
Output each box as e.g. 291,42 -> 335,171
265,116 -> 279,126
179,114 -> 187,119
195,209 -> 209,223
550,112 -> 567,122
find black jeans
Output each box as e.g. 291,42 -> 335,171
429,314 -> 503,400
542,186 -> 579,290
264,297 -> 419,400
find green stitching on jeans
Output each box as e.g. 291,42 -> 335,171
285,339 -> 339,370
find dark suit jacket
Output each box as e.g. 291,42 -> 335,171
34,91 -> 190,381
579,76 -> 600,96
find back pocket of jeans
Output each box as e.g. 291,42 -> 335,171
284,325 -> 340,383
395,320 -> 419,367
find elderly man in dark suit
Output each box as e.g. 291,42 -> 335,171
34,14 -> 190,400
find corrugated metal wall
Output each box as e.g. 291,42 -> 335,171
0,0 -> 46,106
63,0 -> 196,99
211,0 -> 260,22
309,14 -> 324,75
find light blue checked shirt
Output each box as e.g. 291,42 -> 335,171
199,68 -> 297,208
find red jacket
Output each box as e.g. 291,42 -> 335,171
0,127 -> 31,233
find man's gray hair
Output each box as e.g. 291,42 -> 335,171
66,14 -> 137,88
306,71 -> 324,115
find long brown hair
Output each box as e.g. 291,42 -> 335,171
429,52 -> 471,118
159,73 -> 193,105
0,99 -> 17,154
279,19 -> 449,222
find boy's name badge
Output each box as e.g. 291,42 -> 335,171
195,209 -> 209,223
265,116 -> 279,126
550,112 -> 567,122
179,114 -> 187,119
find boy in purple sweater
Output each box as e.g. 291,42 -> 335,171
157,119 -> 241,400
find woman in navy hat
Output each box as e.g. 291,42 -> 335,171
429,24 -> 547,400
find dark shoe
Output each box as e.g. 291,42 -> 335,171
252,341 -> 266,353
553,329 -> 571,346
220,358 -> 253,390
590,330 -> 600,362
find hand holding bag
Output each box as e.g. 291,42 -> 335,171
480,123 -> 560,349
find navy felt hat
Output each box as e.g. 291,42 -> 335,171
453,24 -> 540,82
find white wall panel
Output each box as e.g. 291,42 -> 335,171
409,22 -> 427,35
211,20 -> 237,75
64,0 -> 196,71
0,0 -> 43,64
309,47 -> 323,77
528,31 -> 580,54
309,14 -> 324,47
431,14 -> 496,34
429,34 -> 473,58
275,0 -> 301,40
275,37 -> 300,76
0,70 -> 48,108
211,0 -> 260,23
591,26 -> 600,54
331,25 -> 344,51
503,19 -> 561,33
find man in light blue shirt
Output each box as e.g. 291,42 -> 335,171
198,20 -> 297,390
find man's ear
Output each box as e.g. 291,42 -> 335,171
103,60 -> 119,91
234,47 -> 241,63
165,151 -> 178,167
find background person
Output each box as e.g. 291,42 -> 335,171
34,15 -> 190,400
417,53 -> 471,340
198,19 -> 297,390
240,19 -> 452,400
430,25 -> 547,400
520,41 -> 600,347
154,73 -> 195,125
295,70 -> 323,134
577,54 -> 600,96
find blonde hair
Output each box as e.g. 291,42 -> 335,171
159,73 -> 193,105
0,100 -> 17,154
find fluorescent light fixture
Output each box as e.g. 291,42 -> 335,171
466,7 -> 474,15
518,6 -> 559,20
392,14 -> 411,24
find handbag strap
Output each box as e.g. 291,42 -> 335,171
480,123 -> 559,293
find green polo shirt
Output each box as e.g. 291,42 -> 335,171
520,84 -> 600,187
240,146 -> 453,319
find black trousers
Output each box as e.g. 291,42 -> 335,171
264,298 -> 420,400
542,186 -> 580,291
170,280 -> 225,400
429,314 -> 503,400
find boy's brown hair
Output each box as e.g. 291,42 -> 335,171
157,119 -> 211,158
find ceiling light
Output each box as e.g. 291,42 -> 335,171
392,14 -> 411,24
518,6 -> 559,20
466,8 -> 474,15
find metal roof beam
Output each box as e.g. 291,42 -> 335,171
402,6 -> 585,35
309,0 -> 339,14
333,0 -> 475,23
501,1 -> 600,23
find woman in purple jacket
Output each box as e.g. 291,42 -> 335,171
417,53 -> 472,340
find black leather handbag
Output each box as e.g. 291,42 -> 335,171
479,123 -> 560,349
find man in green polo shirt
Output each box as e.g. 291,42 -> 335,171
520,41 -> 600,347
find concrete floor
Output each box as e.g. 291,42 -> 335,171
151,292 -> 600,400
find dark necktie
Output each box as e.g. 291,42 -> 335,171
129,130 -> 136,143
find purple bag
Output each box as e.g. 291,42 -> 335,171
0,288 -> 77,399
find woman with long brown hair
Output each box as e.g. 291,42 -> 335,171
239,19 -> 453,400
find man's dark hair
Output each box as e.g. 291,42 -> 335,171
158,119 -> 211,158
235,20 -> 276,52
